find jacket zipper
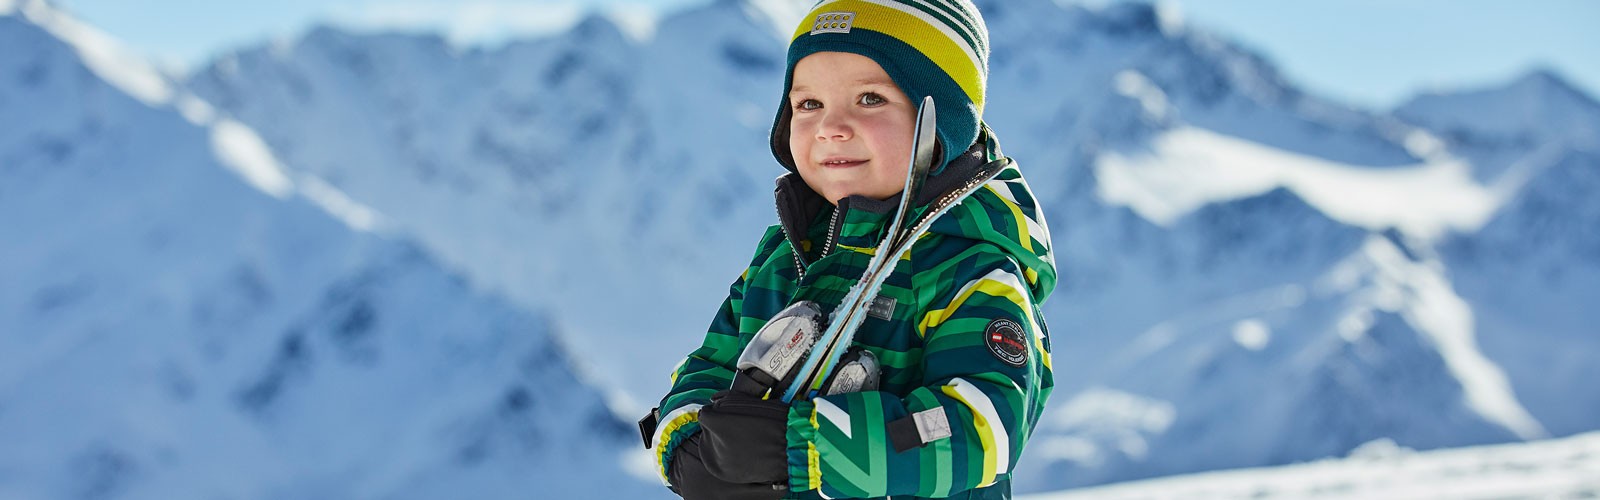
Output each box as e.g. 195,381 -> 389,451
777,199 -> 845,284
820,205 -> 842,259
776,198 -> 806,282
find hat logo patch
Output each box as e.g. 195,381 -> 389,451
811,12 -> 855,35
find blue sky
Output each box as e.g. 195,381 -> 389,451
47,0 -> 1600,110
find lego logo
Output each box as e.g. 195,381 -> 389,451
811,11 -> 855,35
984,318 -> 1028,368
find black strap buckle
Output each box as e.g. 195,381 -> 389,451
887,415 -> 924,453
637,407 -> 660,449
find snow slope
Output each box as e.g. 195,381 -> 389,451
1441,148 -> 1600,440
1011,189 -> 1542,489
0,3 -> 664,498
1398,69 -> 1600,443
1020,431 -> 1600,500
1094,126 -> 1492,239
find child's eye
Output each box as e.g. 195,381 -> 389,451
795,99 -> 822,111
858,93 -> 887,106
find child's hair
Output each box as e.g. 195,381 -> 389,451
769,0 -> 991,175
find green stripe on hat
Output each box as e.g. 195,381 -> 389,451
896,0 -> 988,56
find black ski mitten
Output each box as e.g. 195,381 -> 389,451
669,431 -> 786,500
696,390 -> 791,485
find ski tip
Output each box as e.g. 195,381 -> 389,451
916,97 -> 936,136
914,96 -> 937,170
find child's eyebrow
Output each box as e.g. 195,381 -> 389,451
789,78 -> 897,95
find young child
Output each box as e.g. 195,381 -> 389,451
645,1 -> 1055,498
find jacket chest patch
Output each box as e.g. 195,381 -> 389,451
985,318 -> 1028,367
867,296 -> 897,321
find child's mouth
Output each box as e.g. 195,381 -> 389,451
820,159 -> 867,168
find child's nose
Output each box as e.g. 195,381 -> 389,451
815,109 -> 853,141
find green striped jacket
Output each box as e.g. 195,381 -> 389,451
653,132 -> 1056,499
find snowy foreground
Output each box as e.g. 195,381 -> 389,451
1020,431 -> 1600,500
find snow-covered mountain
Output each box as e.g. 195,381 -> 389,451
1440,147 -> 1600,440
15,0 -> 1596,495
977,0 -> 1421,169
1401,71 -> 1600,441
183,2 -> 795,408
1009,187 -> 1545,489
1395,68 -> 1600,185
180,0 -> 1477,408
0,2 -> 663,498
180,0 -> 1600,492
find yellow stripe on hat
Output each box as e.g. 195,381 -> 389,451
793,0 -> 986,112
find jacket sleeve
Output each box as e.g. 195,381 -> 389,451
651,226 -> 788,486
783,249 -> 1054,498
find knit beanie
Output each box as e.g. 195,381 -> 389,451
770,0 -> 991,176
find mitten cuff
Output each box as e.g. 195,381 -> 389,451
653,404 -> 703,486
785,399 -> 820,493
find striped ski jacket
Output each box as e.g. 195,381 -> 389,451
653,131 -> 1056,499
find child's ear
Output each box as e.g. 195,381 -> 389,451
771,99 -> 797,171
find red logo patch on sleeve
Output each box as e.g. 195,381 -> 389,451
984,318 -> 1028,367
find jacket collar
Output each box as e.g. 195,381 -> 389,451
773,135 -> 994,261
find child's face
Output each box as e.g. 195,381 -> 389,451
788,52 -> 917,205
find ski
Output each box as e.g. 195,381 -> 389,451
779,96 -> 940,403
